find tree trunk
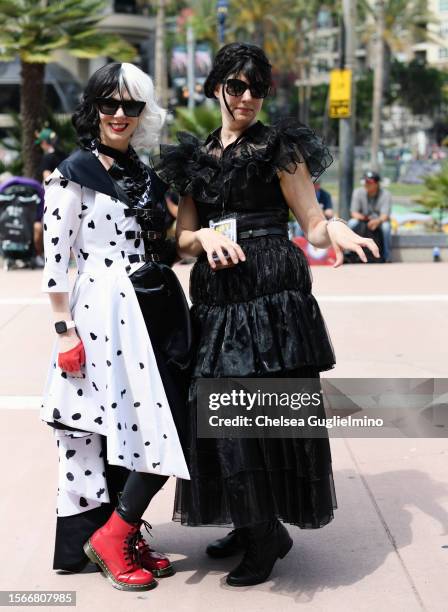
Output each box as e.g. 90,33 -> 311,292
370,0 -> 385,172
20,61 -> 45,180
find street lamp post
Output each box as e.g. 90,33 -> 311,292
217,0 -> 229,45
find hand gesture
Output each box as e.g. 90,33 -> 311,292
327,221 -> 380,268
196,228 -> 246,270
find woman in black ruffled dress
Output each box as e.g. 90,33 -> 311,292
156,43 -> 379,587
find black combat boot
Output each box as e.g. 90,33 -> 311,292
226,520 -> 292,586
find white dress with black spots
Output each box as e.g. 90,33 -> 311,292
41,169 -> 190,518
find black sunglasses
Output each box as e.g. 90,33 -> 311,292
224,78 -> 269,99
95,97 -> 146,117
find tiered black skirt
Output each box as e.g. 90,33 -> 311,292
173,236 -> 337,529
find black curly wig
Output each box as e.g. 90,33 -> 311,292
72,62 -> 132,147
204,43 -> 272,119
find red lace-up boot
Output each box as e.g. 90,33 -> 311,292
83,511 -> 157,591
135,523 -> 174,578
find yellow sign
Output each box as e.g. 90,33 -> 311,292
329,69 -> 352,119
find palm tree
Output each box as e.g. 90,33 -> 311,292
0,0 -> 135,179
358,0 -> 437,169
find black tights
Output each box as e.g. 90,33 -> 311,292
116,471 -> 169,524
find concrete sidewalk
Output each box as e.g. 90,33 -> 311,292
1,262 -> 447,611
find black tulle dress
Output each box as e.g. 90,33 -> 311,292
156,118 -> 337,529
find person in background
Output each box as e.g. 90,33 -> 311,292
291,181 -> 333,237
35,128 -> 68,182
349,171 -> 392,262
32,129 -> 68,266
315,181 -> 334,219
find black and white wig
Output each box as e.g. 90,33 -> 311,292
73,62 -> 166,150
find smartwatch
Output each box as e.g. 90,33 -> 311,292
54,320 -> 76,335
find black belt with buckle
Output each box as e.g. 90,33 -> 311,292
238,226 -> 288,240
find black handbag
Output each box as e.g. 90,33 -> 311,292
129,259 -> 192,371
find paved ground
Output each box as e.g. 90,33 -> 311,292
0,261 -> 447,612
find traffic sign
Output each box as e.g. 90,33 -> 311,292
329,69 -> 352,119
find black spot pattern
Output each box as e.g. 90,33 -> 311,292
53,408 -> 61,419
66,472 -> 74,481
55,254 -> 62,263
77,389 -> 83,397
134,402 -> 140,407
85,470 -> 92,476
52,208 -> 61,220
96,488 -> 105,498
92,382 -> 98,391
66,450 -> 76,459
139,362 -> 144,369
48,278 -> 56,288
117,350 -> 122,356
88,220 -> 95,229
79,497 -> 88,507
105,258 -> 113,267
80,249 -> 89,260
115,223 -> 122,235
94,417 -> 103,425
132,424 -> 138,432
90,333 -> 97,340
72,413 -> 81,420
51,237 -> 59,246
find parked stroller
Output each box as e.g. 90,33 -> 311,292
0,177 -> 44,271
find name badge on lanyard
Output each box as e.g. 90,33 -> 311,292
209,216 -> 237,242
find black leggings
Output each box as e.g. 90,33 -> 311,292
116,471 -> 169,524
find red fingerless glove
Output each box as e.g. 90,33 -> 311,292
58,341 -> 86,372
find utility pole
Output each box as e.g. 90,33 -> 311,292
370,0 -> 385,172
338,0 -> 357,220
155,0 -> 168,108
186,24 -> 196,111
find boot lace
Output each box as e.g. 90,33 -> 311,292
122,520 -> 152,568
135,519 -> 154,555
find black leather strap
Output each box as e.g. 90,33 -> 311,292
125,230 -> 163,240
128,253 -> 160,264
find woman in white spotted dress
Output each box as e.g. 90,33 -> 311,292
41,63 -> 190,592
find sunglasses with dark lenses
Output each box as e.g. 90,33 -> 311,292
224,78 -> 269,99
95,97 -> 146,117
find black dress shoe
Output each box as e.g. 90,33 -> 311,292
206,528 -> 248,558
226,520 -> 293,587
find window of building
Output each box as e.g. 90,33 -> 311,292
439,0 -> 448,12
439,47 -> 448,58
